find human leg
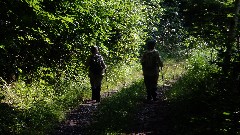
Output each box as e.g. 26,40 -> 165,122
95,86 -> 101,102
93,75 -> 103,102
151,75 -> 159,101
91,87 -> 97,100
144,75 -> 152,100
90,76 -> 97,101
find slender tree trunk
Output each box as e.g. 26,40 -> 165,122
238,36 -> 240,52
224,0 -> 240,74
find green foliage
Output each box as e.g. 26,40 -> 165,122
168,48 -> 220,100
0,0 -> 163,132
158,0 -> 240,78
1,61 -> 141,134
102,61 -> 142,92
165,48 -> 240,134
160,59 -> 186,85
0,0 -> 161,83
156,0 -> 187,57
179,0 -> 240,75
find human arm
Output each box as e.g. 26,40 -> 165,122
155,51 -> 163,69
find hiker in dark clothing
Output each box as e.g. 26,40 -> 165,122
141,40 -> 163,101
86,46 -> 106,102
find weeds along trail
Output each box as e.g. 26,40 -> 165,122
51,83 -> 178,135
50,90 -> 120,135
51,61 -> 185,134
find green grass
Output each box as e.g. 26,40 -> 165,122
0,58 -> 187,134
164,49 -> 240,134
0,61 -> 142,134
85,79 -> 146,135
82,59 -> 187,135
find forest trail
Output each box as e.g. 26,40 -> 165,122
125,85 -> 173,135
51,84 -> 174,135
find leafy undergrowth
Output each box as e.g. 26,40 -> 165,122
81,54 -> 240,135
166,73 -> 240,134
165,51 -> 240,134
0,62 -> 142,134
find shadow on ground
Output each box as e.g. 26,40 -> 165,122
51,80 -> 240,135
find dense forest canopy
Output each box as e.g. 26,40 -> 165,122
1,0 -> 239,83
161,0 -> 240,79
0,0 -> 162,83
0,0 -> 240,134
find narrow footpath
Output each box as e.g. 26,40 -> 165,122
51,84 -> 173,135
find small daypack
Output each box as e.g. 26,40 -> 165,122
89,54 -> 104,75
142,51 -> 158,70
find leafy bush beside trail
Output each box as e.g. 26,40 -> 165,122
166,49 -> 240,134
0,62 -> 142,134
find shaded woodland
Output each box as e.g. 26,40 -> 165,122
0,0 -> 239,134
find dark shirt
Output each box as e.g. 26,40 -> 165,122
141,49 -> 163,76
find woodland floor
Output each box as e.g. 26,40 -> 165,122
50,84 -> 174,135
50,81 -> 240,135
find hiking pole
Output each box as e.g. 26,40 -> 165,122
105,68 -> 108,89
161,67 -> 164,81
160,67 -> 164,91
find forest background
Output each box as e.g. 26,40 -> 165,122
0,0 -> 239,134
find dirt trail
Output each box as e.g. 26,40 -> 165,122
51,91 -> 120,135
51,85 -> 173,135
125,85 -> 173,135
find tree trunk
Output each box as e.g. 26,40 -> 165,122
223,0 -> 240,74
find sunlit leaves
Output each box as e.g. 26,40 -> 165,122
0,0 -> 165,133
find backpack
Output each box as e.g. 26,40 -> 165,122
89,54 -> 104,75
142,51 -> 158,70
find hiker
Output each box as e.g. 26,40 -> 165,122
141,40 -> 163,101
86,46 -> 106,102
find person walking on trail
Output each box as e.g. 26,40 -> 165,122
141,40 -> 163,101
86,46 -> 106,102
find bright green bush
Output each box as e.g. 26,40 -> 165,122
167,48 -> 220,100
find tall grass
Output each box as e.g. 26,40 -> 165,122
0,61 -> 142,134
165,49 -> 240,134
1,58 -> 187,134
166,48 -> 220,100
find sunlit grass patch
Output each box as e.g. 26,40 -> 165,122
0,61 -> 143,134
159,59 -> 186,86
101,61 -> 142,93
164,49 -> 240,134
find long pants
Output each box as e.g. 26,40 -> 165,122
91,86 -> 101,102
144,75 -> 159,100
90,74 -> 103,102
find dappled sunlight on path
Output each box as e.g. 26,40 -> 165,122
51,101 -> 98,135
124,85 -> 173,135
51,85 -> 173,135
51,91 -> 119,135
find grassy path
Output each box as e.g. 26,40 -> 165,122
50,60 -> 186,135
50,59 -> 240,135
50,82 -> 177,135
123,85 -> 173,135
50,90 -> 121,134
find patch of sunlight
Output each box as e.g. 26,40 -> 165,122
225,119 -> 231,122
223,112 -> 230,116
